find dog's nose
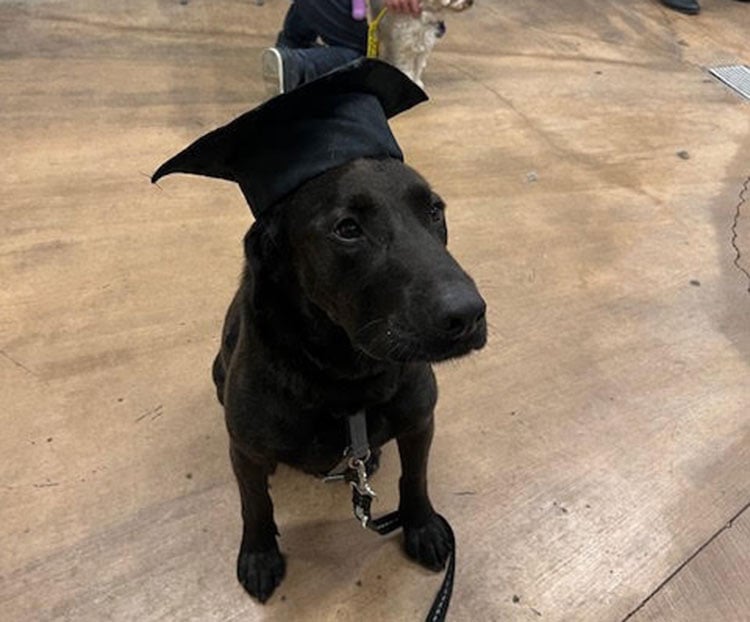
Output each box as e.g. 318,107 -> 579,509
436,289 -> 486,339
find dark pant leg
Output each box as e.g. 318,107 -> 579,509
283,46 -> 362,90
278,1 -> 319,48
276,0 -> 367,90
293,0 -> 367,52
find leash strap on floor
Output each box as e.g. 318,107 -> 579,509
344,412 -> 456,622
352,489 -> 455,622
424,515 -> 455,622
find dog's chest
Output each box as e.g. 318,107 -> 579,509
277,406 -> 393,474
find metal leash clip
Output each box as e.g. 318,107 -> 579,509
352,488 -> 372,528
349,452 -> 377,498
348,451 -> 378,529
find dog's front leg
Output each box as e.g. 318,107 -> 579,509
230,443 -> 286,603
397,418 -> 453,571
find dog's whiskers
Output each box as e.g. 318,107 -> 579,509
354,317 -> 388,341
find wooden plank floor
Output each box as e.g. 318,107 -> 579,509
1,1 -> 748,620
630,507 -> 750,621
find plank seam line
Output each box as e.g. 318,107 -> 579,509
620,499 -> 750,621
730,174 -> 750,293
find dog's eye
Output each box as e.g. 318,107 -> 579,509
334,218 -> 363,240
429,197 -> 445,223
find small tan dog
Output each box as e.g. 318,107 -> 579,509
374,0 -> 473,87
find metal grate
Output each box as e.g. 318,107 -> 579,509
708,65 -> 750,101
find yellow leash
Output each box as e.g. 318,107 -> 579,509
366,7 -> 388,58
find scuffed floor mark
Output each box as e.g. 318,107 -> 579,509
0,349 -> 39,380
135,404 -> 164,423
33,481 -> 60,489
730,175 -> 750,293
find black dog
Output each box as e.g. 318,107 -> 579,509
212,157 -> 486,601
152,59 -> 486,605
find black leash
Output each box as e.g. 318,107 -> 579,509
324,412 -> 455,622
353,489 -> 455,622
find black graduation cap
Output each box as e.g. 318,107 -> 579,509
151,58 -> 428,216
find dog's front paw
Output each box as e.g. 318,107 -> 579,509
236,544 -> 286,603
403,513 -> 453,572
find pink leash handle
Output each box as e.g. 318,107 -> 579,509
351,0 -> 367,20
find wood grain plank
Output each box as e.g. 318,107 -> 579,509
628,506 -> 750,621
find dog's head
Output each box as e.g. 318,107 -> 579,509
152,60 -> 483,364
251,157 -> 486,364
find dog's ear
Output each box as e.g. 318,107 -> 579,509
244,220 -> 277,272
243,211 -> 287,288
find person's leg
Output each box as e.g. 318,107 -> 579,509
263,0 -> 367,96
276,1 -> 319,48
286,46 -> 362,86
294,0 -> 367,53
262,46 -> 362,95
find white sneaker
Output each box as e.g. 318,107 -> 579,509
261,47 -> 285,96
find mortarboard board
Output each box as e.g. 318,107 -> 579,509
151,58 -> 428,217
